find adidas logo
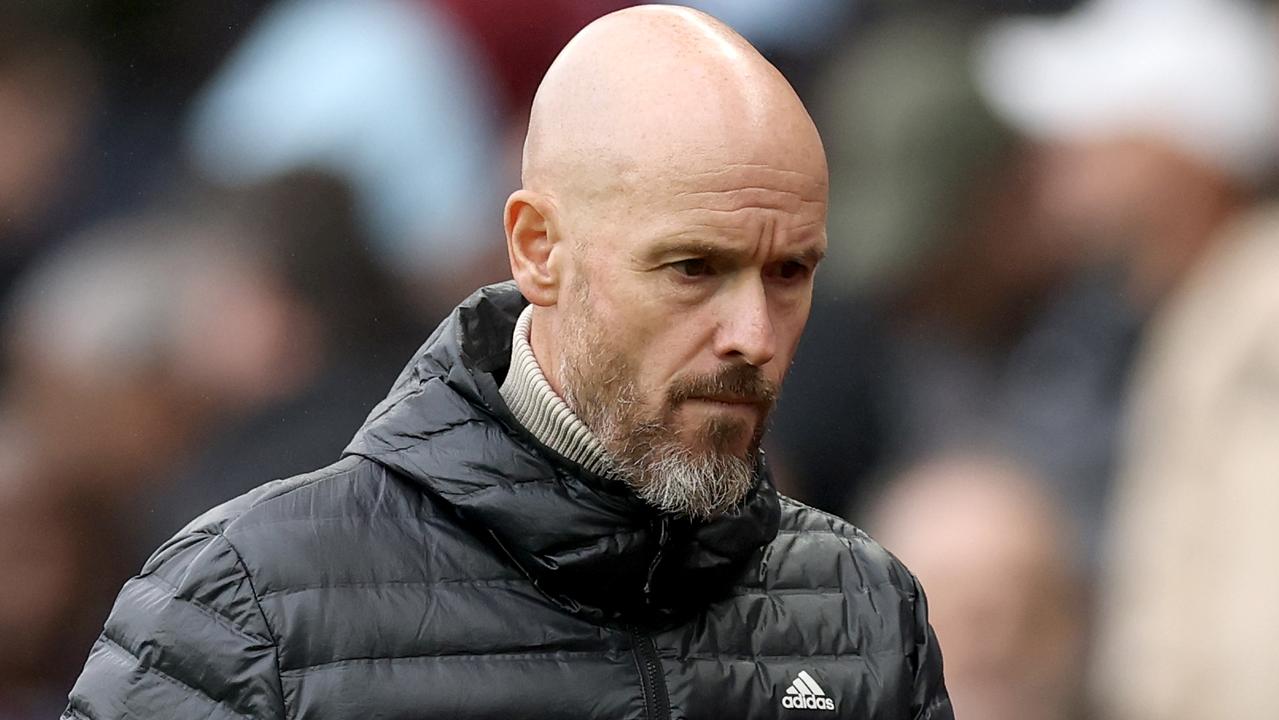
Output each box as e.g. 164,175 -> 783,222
781,670 -> 835,711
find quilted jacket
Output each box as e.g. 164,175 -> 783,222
62,282 -> 952,719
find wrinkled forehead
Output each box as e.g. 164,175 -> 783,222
560,138 -> 828,238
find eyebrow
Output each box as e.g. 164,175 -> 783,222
640,238 -> 827,267
792,245 -> 827,266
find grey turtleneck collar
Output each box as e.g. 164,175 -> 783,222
499,304 -> 611,476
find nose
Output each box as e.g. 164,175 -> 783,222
713,279 -> 777,367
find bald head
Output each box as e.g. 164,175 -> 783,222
522,5 -> 825,222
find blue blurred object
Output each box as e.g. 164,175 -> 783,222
186,0 -> 503,277
670,0 -> 857,56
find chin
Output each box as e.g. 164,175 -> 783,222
677,416 -> 756,460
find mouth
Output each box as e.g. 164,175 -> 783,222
700,396 -> 757,409
682,396 -> 768,417
667,366 -> 779,421
688,394 -> 762,405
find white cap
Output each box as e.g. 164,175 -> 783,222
975,0 -> 1279,183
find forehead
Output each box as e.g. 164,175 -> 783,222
610,157 -> 828,249
665,161 -> 827,216
592,141 -> 823,203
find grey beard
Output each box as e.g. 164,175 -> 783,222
610,425 -> 757,520
554,276 -> 760,520
562,376 -> 757,520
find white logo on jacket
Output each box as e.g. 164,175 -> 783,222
781,670 -> 836,711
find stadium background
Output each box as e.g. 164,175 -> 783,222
3,1 -> 1278,718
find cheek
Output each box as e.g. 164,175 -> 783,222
634,330 -> 702,393
598,284 -> 710,362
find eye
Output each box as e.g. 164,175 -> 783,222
768,261 -> 812,282
671,258 -> 714,278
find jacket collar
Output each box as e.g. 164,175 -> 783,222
345,282 -> 781,625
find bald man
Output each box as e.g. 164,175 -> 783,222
63,7 -> 951,719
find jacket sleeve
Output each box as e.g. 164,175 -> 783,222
62,528 -> 285,720
907,573 -> 954,720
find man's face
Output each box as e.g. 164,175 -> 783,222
556,158 -> 827,518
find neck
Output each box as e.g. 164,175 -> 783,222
499,304 -> 611,475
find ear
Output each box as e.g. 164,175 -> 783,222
505,189 -> 565,306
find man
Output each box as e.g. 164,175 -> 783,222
63,7 -> 951,719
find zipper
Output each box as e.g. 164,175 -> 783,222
642,517 -> 672,602
630,626 -> 671,720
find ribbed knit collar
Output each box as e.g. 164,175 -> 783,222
498,304 -> 611,477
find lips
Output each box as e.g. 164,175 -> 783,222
692,395 -> 762,405
685,396 -> 768,414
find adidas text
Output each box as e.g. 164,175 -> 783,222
782,695 -> 835,711
782,670 -> 835,712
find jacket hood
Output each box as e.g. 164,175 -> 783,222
345,282 -> 781,624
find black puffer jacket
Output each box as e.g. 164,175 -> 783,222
63,283 -> 952,720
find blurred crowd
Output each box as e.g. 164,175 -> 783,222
2,1 -> 1278,718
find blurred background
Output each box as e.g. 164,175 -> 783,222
2,0 -> 1278,718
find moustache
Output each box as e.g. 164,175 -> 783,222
667,364 -> 779,409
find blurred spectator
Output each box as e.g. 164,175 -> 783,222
2,216 -> 287,488
0,6 -> 100,295
975,0 -> 1279,716
2,168 -> 418,536
186,0 -> 508,314
152,171 -> 425,552
770,10 -> 1134,570
0,170 -> 421,711
814,10 -> 1020,295
0,2 -> 271,304
869,453 -> 1088,720
1096,207 -> 1279,720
